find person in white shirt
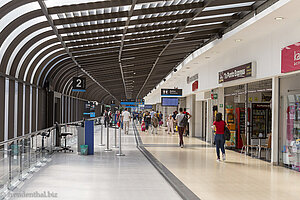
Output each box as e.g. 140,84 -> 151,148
122,108 -> 131,135
167,114 -> 175,135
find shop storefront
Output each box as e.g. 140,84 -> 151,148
219,63 -> 273,161
279,42 -> 300,171
224,80 -> 272,155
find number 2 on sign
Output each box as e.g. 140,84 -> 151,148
76,79 -> 82,88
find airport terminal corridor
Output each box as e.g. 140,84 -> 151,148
1,0 -> 300,199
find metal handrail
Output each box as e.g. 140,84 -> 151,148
0,120 -> 85,147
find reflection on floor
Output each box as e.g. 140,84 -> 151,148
138,124 -> 300,200
11,125 -> 181,200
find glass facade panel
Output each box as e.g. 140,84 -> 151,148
280,94 -> 300,171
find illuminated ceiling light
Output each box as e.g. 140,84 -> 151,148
235,39 -> 242,42
205,56 -> 210,59
121,57 -> 135,60
274,17 -> 284,20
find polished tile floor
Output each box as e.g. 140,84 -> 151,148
138,125 -> 300,200
10,125 -> 181,200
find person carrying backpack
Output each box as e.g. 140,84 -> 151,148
212,112 -> 227,162
176,108 -> 187,148
183,108 -> 192,136
151,114 -> 159,134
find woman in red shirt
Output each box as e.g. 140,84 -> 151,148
213,113 -> 226,162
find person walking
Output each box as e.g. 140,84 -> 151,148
122,108 -> 131,135
144,111 -> 151,133
176,108 -> 186,148
212,112 -> 226,162
167,114 -> 174,135
104,110 -> 109,128
183,108 -> 192,137
158,111 -> 163,127
151,114 -> 159,134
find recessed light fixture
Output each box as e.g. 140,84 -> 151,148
205,56 -> 210,59
235,39 -> 242,42
275,17 -> 284,20
133,72 -> 136,75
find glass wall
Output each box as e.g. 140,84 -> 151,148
279,73 -> 300,171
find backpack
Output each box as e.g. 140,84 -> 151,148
224,123 -> 231,141
179,114 -> 188,127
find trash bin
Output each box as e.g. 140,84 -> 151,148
80,145 -> 88,155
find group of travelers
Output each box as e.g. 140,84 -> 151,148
140,110 -> 163,134
104,107 -> 227,161
103,108 -> 131,135
138,108 -> 191,148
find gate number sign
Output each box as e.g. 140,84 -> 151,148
72,77 -> 86,92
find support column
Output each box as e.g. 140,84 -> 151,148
4,78 -> 9,142
14,81 -> 18,138
245,84 -> 249,155
190,94 -> 196,137
271,77 -> 279,164
206,99 -> 212,144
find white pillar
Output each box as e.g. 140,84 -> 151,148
14,81 -> 18,138
271,77 -> 279,164
206,99 -> 212,144
4,78 -> 9,141
190,94 -> 196,137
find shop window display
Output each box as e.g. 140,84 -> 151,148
281,94 -> 300,171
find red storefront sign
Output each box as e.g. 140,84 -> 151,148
192,81 -> 198,91
282,42 -> 300,73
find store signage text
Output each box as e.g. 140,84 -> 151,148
161,89 -> 182,96
219,63 -> 252,83
187,74 -> 198,84
282,42 -> 300,73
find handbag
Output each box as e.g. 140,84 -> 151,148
224,123 -> 231,141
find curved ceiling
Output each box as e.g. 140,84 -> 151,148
0,0 -> 270,104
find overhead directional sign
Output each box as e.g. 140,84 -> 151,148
120,99 -> 144,107
72,77 -> 86,92
161,89 -> 182,96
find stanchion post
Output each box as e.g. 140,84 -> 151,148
116,125 -> 125,156
112,125 -> 118,148
98,122 -> 105,146
104,125 -> 112,152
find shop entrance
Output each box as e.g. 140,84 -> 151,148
224,79 -> 272,161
